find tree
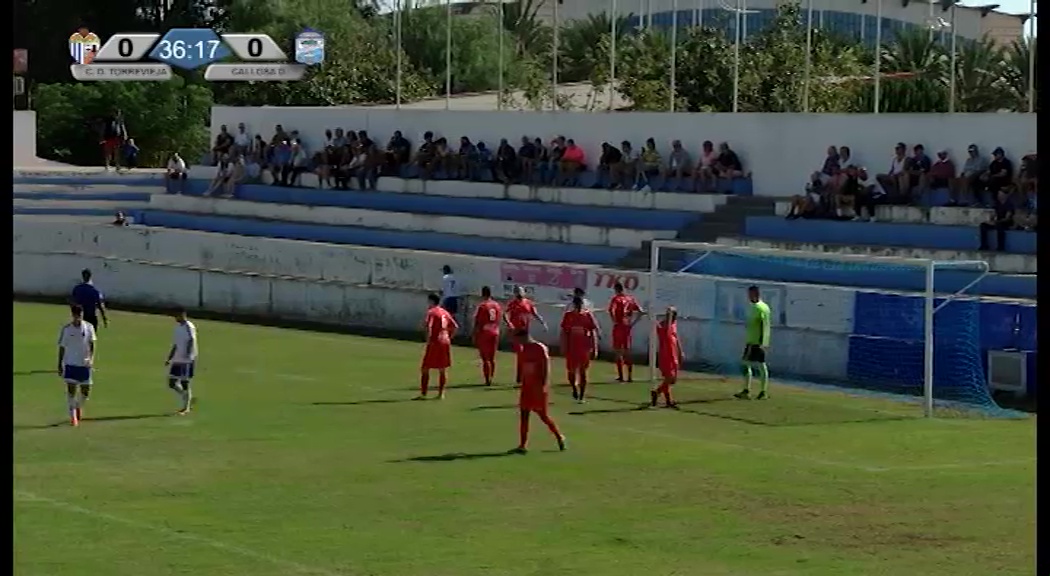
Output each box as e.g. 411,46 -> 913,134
34,79 -> 212,166
212,0 -> 431,106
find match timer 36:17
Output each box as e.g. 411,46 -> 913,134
69,28 -> 309,82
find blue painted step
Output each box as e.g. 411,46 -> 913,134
134,210 -> 630,265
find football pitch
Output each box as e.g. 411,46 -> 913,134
14,301 -> 1036,576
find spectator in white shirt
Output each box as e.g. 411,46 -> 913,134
165,153 -> 188,194
876,142 -> 909,203
616,141 -> 639,189
692,140 -> 718,193
440,265 -> 461,317
233,123 -> 251,155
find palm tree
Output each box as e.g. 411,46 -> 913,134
952,37 -> 1010,112
877,28 -> 949,112
559,12 -> 635,83
498,0 -> 552,58
1000,37 -> 1037,112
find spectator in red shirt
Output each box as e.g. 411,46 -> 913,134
559,139 -> 586,186
928,149 -> 956,203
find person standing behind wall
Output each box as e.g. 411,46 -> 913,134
441,265 -> 462,323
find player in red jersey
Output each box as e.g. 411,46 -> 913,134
560,296 -> 599,403
607,282 -> 645,382
512,328 -> 566,454
503,286 -> 548,384
651,306 -> 683,408
472,286 -> 503,386
418,293 -> 459,400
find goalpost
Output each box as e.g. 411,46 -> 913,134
646,240 -> 994,418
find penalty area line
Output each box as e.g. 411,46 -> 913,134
14,491 -> 345,576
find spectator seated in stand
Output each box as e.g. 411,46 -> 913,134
206,154 -> 232,197
121,138 -> 140,169
950,144 -> 987,206
785,174 -> 831,220
545,136 -> 566,184
384,130 -> 411,177
850,165 -> 883,222
211,124 -> 234,165
637,138 -> 661,191
664,139 -> 691,191
495,138 -> 518,184
691,140 -> 717,193
713,142 -> 745,184
112,211 -> 129,226
875,142 -> 911,205
1018,152 -> 1037,203
455,137 -> 479,180
617,141 -> 639,190
903,144 -> 931,203
980,189 -> 1016,252
977,146 -> 1014,207
165,152 -> 188,194
559,139 -> 585,186
532,137 -> 549,183
923,149 -> 955,205
280,139 -> 310,187
518,136 -> 538,184
810,145 -> 842,194
332,144 -> 356,190
413,131 -> 437,179
595,142 -> 622,189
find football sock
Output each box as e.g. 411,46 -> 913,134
539,412 -> 562,439
437,372 -> 447,395
742,364 -> 753,392
578,375 -> 588,400
66,394 -> 77,416
420,372 -> 430,396
615,358 -> 624,379
625,360 -> 633,380
518,412 -> 530,448
758,364 -> 769,393
181,383 -> 192,410
567,372 -> 577,390
661,382 -> 673,404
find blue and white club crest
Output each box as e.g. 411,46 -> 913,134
295,29 -> 325,65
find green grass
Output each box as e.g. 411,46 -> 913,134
14,301 -> 1036,576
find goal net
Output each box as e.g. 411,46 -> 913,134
646,241 -> 1005,417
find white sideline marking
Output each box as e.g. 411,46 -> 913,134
236,368 -> 1032,474
14,491 -> 343,575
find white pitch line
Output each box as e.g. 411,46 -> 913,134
13,491 -> 344,576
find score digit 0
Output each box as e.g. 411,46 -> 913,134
220,33 -> 288,61
94,33 -> 162,62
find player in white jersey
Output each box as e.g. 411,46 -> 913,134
57,304 -> 97,426
164,308 -> 198,415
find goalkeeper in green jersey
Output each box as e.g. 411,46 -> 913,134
735,285 -> 771,400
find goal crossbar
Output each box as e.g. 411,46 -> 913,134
648,241 -> 992,418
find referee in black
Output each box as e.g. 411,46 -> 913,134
70,269 -> 109,330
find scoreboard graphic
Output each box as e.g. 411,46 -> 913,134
69,28 -> 316,82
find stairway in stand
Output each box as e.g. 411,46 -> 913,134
617,195 -> 777,271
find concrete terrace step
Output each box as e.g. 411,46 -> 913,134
773,201 -> 1005,227
717,236 -> 1036,274
745,215 -> 1037,255
14,199 -> 150,217
13,175 -> 167,187
149,194 -> 675,249
134,210 -> 629,266
14,185 -> 157,202
177,182 -> 700,231
188,166 -> 732,213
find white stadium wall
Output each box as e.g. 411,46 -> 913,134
13,111 -> 37,165
15,220 -> 857,380
211,108 -> 1037,198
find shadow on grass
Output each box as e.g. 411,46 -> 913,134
397,383 -> 497,392
470,404 -> 518,412
15,413 -> 171,430
563,391 -> 913,427
14,369 -> 55,377
310,398 -> 418,406
393,450 -> 522,463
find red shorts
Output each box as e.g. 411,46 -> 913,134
519,390 -> 549,412
659,362 -> 679,380
566,354 -> 591,373
476,333 -> 498,360
612,325 -> 633,349
421,342 -> 452,370
102,137 -> 121,154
